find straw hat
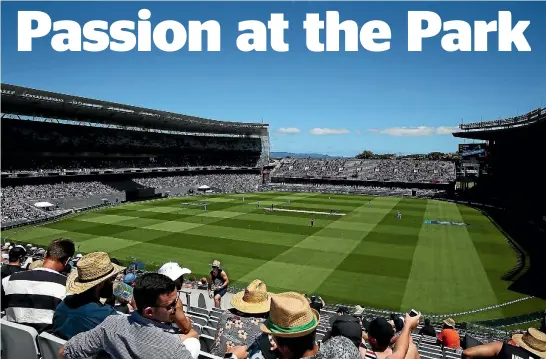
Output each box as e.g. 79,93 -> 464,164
231,280 -> 272,314
512,328 -> 546,357
29,260 -> 44,270
260,292 -> 319,338
66,252 -> 125,294
443,318 -> 456,328
211,260 -> 221,268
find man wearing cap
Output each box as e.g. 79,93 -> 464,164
210,279 -> 272,357
123,272 -> 137,287
52,252 -> 125,340
209,259 -> 229,309
437,318 -> 460,349
59,273 -> 200,359
2,239 -> 75,332
462,328 -> 546,359
158,262 -> 191,292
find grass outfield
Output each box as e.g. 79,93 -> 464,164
3,192 -> 545,320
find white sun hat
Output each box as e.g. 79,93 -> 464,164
158,262 -> 191,281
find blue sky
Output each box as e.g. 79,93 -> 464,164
2,1 -> 545,156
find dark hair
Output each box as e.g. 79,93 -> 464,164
8,247 -> 26,262
46,239 -> 75,263
425,318 -> 431,325
134,273 -> 176,314
111,258 -> 121,265
274,331 -> 316,359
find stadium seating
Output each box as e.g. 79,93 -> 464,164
271,158 -> 456,184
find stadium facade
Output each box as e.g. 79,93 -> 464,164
452,107 -> 546,216
1,83 -> 271,174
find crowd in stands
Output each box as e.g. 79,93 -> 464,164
2,239 -> 545,359
265,183 -> 448,198
0,181 -> 121,225
135,174 -> 262,193
1,173 -> 262,226
272,159 -> 456,184
2,155 -> 260,175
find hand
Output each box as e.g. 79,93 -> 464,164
404,312 -> 421,330
227,345 -> 248,359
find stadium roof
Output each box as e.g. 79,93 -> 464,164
452,108 -> 545,140
1,83 -> 269,135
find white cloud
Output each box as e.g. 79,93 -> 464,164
435,126 -> 459,135
367,125 -> 458,136
310,128 -> 350,135
276,127 -> 301,134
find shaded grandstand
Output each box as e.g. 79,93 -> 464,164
453,107 -> 546,299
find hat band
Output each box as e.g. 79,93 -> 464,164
266,316 -> 317,334
522,332 -> 546,351
78,266 -> 115,283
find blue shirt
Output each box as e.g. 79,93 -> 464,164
52,295 -> 118,340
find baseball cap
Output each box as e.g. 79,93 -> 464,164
158,262 -> 191,281
368,317 -> 395,348
330,315 -> 363,345
123,273 -> 137,285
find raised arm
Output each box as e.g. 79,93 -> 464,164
462,342 -> 503,359
387,313 -> 421,359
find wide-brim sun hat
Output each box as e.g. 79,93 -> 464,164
260,292 -> 319,338
512,328 -> 546,357
443,318 -> 456,328
231,279 -> 272,314
66,252 -> 125,295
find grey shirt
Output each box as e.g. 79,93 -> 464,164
62,312 -> 193,359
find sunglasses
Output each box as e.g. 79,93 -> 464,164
157,295 -> 179,312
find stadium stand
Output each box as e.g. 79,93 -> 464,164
271,158 -> 456,184
453,107 -> 546,300
1,84 -> 269,229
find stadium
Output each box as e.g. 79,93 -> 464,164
1,84 -> 545,358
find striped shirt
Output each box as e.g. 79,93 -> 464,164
2,267 -> 67,332
62,311 -> 195,359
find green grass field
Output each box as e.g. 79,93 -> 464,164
3,192 -> 545,321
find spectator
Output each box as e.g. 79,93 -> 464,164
462,328 -> 545,359
123,273 -> 137,287
242,292 -> 363,359
364,317 -> 420,359
29,259 -> 44,270
324,313 -> 366,358
390,314 -> 404,333
419,318 -> 436,337
158,262 -> 191,291
52,252 -> 124,340
211,279 -> 272,357
209,260 -> 229,309
2,239 -> 75,332
59,273 -> 200,359
308,295 -> 325,313
437,318 -> 461,349
1,245 -> 26,279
